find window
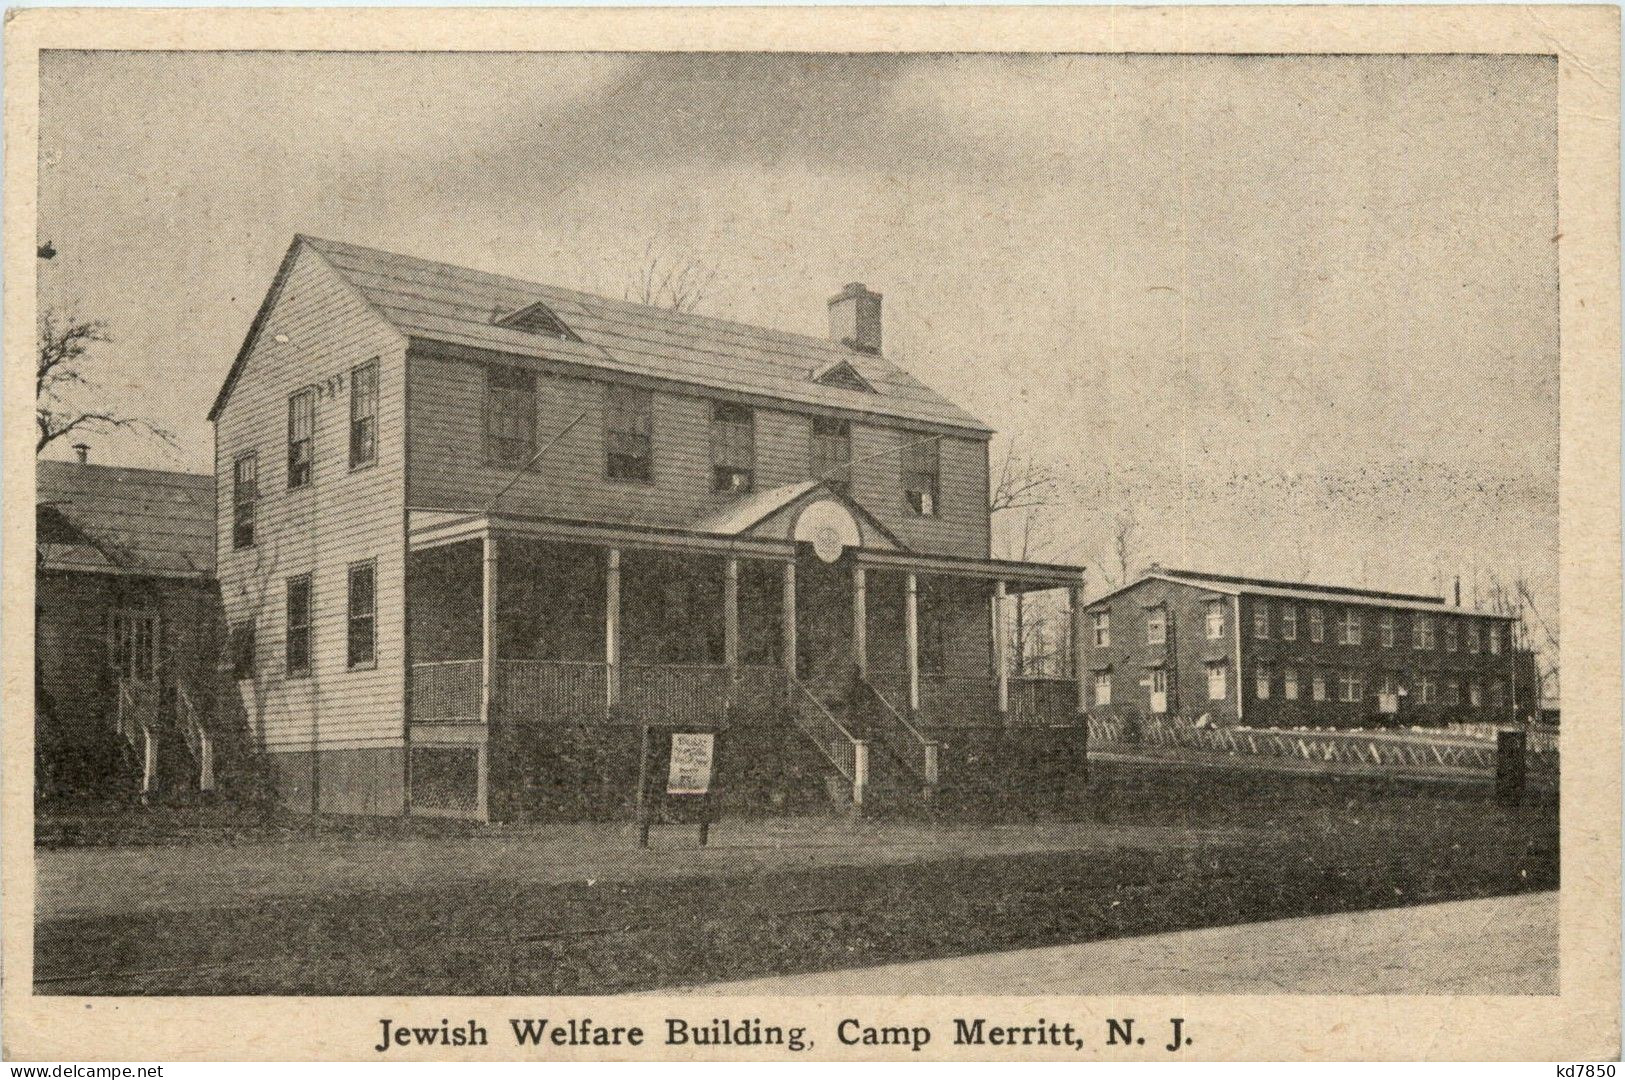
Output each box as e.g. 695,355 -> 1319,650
1312,670 -> 1328,701
1489,625 -> 1504,656
1283,667 -> 1299,700
1447,678 -> 1461,706
1092,610 -> 1110,648
1469,679 -> 1483,707
811,416 -> 852,493
1413,615 -> 1435,650
1093,670 -> 1112,707
349,359 -> 378,469
486,365 -> 537,467
1380,672 -> 1399,699
109,610 -> 158,681
1309,607 -> 1325,643
285,574 -> 312,678
1146,608 -> 1167,645
1380,613 -> 1395,648
1338,670 -> 1363,703
710,401 -> 755,493
287,388 -> 314,489
1488,678 -> 1505,708
1338,608 -> 1361,646
232,453 -> 257,550
1205,599 -> 1224,640
229,622 -> 256,681
1253,604 -> 1270,639
347,561 -> 376,668
901,435 -> 940,516
1418,673 -> 1437,704
1207,661 -> 1227,701
1281,605 -> 1297,641
1255,663 -> 1272,700
606,383 -> 653,481
1467,622 -> 1481,653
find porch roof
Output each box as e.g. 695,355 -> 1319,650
407,506 -> 1085,591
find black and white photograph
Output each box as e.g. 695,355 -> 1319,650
6,5 -> 1619,1063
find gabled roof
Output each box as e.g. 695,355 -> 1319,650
37,460 -> 215,579
1091,567 -> 1515,619
689,480 -> 908,552
210,235 -> 991,433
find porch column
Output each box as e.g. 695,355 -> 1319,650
606,548 -> 621,708
481,534 -> 498,728
723,556 -> 740,678
1071,581 -> 1087,714
852,564 -> 868,680
782,560 -> 798,684
905,571 -> 920,713
993,580 -> 1009,717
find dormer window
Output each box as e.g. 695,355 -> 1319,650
496,301 -> 580,341
813,359 -> 876,394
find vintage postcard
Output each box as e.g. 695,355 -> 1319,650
3,4 -> 1619,1063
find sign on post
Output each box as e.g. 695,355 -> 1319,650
636,724 -> 723,848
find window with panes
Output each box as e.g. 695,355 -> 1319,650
347,561 -> 376,668
901,435 -> 940,516
285,574 -> 312,678
606,383 -> 653,481
287,387 -> 314,489
485,365 -> 537,467
710,401 -> 755,493
811,416 -> 852,493
349,359 -> 378,469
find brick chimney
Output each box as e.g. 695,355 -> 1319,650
828,283 -> 882,354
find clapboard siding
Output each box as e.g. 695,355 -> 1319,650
407,347 -> 991,558
214,245 -> 408,753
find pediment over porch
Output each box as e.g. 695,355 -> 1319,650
690,480 -> 908,556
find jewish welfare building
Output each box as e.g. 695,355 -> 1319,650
1081,568 -> 1520,728
209,235 -> 1087,820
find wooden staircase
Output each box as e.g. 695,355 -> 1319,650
785,672 -> 941,815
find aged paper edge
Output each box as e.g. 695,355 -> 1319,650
2,5 -> 1619,1062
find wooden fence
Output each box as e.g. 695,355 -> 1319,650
1087,712 -> 1558,777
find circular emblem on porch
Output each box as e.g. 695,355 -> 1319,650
794,499 -> 861,563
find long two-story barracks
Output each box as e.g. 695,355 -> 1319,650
1081,568 -> 1520,729
209,235 -> 1087,820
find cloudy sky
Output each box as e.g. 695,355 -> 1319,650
38,51 -> 1557,621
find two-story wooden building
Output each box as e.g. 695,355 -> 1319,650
209,235 -> 1086,819
1081,568 -> 1521,729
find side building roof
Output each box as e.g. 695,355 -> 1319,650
209,235 -> 991,435
1089,568 -> 1516,620
37,459 -> 215,579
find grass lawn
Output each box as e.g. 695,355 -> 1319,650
34,760 -> 1557,995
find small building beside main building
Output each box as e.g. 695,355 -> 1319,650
1081,568 -> 1521,728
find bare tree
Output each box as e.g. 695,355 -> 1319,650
625,241 -> 718,314
37,310 -> 173,455
989,441 -> 1065,675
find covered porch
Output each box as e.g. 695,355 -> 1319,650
404,494 -> 1085,819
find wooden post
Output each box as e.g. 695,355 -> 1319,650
905,572 -> 920,713
1071,581 -> 1087,714
482,535 -> 498,729
481,534 -> 498,823
606,548 -> 622,708
993,580 -> 1009,717
782,559 -> 798,684
141,728 -> 158,805
199,727 -> 215,793
852,740 -> 869,813
723,557 -> 740,667
852,564 -> 868,680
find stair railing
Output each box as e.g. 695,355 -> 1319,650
855,676 -> 940,790
787,679 -> 868,809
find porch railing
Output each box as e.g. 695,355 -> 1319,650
411,659 -> 482,723
1009,676 -> 1078,726
499,660 -> 608,725
789,679 -> 859,782
854,677 -> 938,788
918,671 -> 999,727
622,663 -> 731,726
